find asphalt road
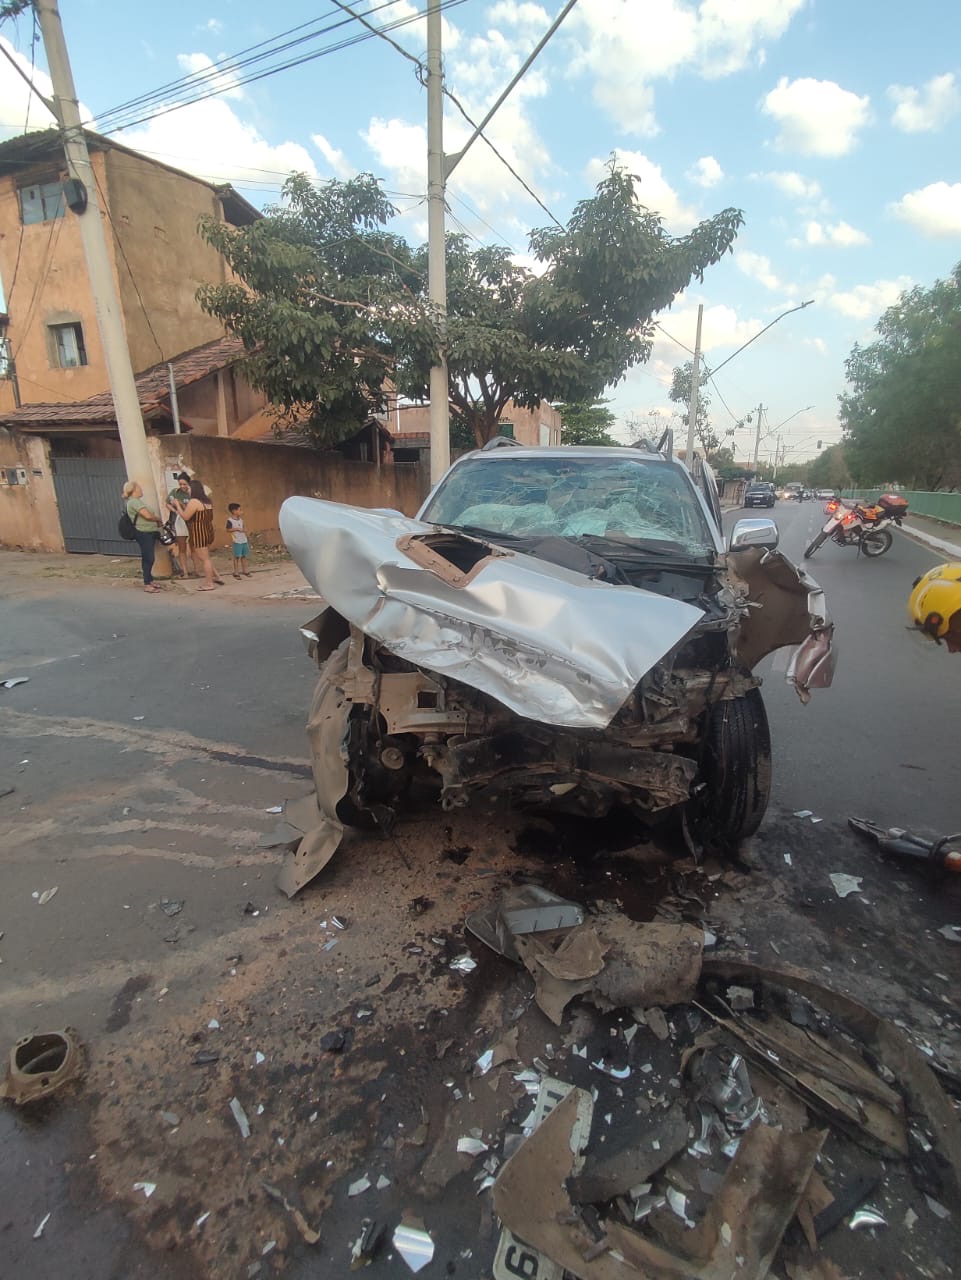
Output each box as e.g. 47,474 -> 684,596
724,499 -> 961,834
1,528 -> 959,1280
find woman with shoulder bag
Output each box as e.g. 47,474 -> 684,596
170,478 -> 224,592
121,480 -> 164,594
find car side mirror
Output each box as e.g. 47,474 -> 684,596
728,517 -> 779,552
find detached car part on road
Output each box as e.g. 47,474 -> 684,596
279,443 -> 835,895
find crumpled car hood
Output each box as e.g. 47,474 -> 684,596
281,497 -> 704,730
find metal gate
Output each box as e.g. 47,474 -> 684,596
51,455 -> 137,555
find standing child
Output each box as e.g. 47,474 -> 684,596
226,502 -> 251,578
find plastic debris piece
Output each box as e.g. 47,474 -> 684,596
160,899 -> 184,916
33,1212 -> 51,1238
254,1051 -> 265,1065
229,1097 -> 251,1139
0,1028 -> 84,1105
36,887 -> 59,906
376,1175 -> 390,1190
590,1059 -> 630,1080
195,1212 -> 210,1228
849,1208 -> 887,1230
262,1240 -> 276,1255
207,1019 -> 220,1030
784,853 -> 793,866
829,873 -> 863,899
457,1136 -> 489,1156
904,1208 -> 918,1230
133,715 -> 145,722
924,1194 -> 950,1220
392,1223 -> 435,1274
348,1174 -> 372,1197
262,1180 -> 322,1245
725,985 -> 755,1012
1,677 -> 29,689
133,1181 -> 156,1198
265,806 -> 284,814
322,938 -> 338,952
475,1049 -> 494,1076
794,810 -> 813,819
350,1218 -> 383,1269
161,1110 -> 180,1127
331,915 -> 347,930
450,955 -> 477,973
937,925 -> 961,943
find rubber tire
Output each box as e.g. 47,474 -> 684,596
689,688 -> 772,852
861,528 -> 893,557
804,530 -> 827,558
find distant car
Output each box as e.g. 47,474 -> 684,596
816,488 -> 837,500
743,483 -> 776,508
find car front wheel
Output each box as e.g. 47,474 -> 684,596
685,688 -> 772,853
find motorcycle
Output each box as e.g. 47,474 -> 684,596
804,493 -> 909,559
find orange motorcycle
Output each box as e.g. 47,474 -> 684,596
804,493 -> 909,559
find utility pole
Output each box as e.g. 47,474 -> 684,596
684,303 -> 703,467
426,0 -> 450,485
34,0 -> 159,511
752,403 -> 764,471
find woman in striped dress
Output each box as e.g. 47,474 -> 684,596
172,478 -> 223,591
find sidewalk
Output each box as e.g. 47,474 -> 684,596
900,512 -> 961,559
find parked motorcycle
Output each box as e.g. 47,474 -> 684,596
804,493 -> 909,559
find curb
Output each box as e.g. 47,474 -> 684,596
899,523 -> 961,561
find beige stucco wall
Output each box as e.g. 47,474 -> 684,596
103,147 -> 229,372
394,398 -> 562,445
0,429 -> 63,551
158,434 -> 429,543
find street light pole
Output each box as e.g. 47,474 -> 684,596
709,298 -> 814,380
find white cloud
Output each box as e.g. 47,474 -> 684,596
175,51 -> 244,101
826,276 -> 913,320
202,18 -> 224,36
687,155 -> 723,188
802,336 -> 828,355
586,150 -> 696,233
0,36 -> 94,138
757,169 -> 823,202
762,77 -> 871,156
311,133 -> 353,179
121,96 -> 318,189
800,220 -> 869,248
891,182 -> 961,238
736,249 -> 795,293
567,0 -> 806,136
888,73 -> 960,133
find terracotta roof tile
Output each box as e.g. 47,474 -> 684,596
1,335 -> 248,429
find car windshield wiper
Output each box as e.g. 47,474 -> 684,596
435,523 -> 529,543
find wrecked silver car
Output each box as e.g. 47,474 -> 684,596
278,443 -> 834,894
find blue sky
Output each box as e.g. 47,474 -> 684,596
1,0 -> 959,462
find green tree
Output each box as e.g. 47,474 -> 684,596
669,361 -> 721,455
807,444 -> 851,491
199,165 -> 743,450
558,400 -> 619,446
839,264 -> 961,488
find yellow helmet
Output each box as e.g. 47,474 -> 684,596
909,562 -> 961,651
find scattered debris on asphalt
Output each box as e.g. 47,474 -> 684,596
33,886 -> 59,905
828,872 -> 863,898
348,1174 -> 372,1197
262,1181 -> 321,1245
32,1212 -> 51,1239
133,1181 -> 156,1199
466,885 -> 586,961
349,1217 -> 383,1268
229,1096 -> 251,1139
192,1049 -> 220,1066
849,815 -> 961,874
392,1220 -> 434,1274
937,924 -> 961,943
160,898 -> 184,917
0,1028 -> 84,1104
1,676 -> 29,689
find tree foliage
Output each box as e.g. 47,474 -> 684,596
806,444 -> 851,491
558,400 -> 620,446
839,264 -> 961,488
198,164 -> 743,450
668,360 -> 721,455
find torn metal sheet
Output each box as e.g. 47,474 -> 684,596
702,958 -> 961,1201
0,1028 -> 83,1105
492,1086 -> 825,1280
276,793 -> 345,898
280,497 -> 705,730
515,919 -> 703,1026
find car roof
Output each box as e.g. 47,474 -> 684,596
456,445 -> 668,464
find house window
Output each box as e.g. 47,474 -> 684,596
498,421 -> 515,439
50,322 -> 87,368
19,179 -> 65,226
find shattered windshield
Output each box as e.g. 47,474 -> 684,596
422,455 -> 716,556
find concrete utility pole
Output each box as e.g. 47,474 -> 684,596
684,303 -> 704,467
426,0 -> 450,485
34,0 -> 159,509
752,403 -> 765,470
